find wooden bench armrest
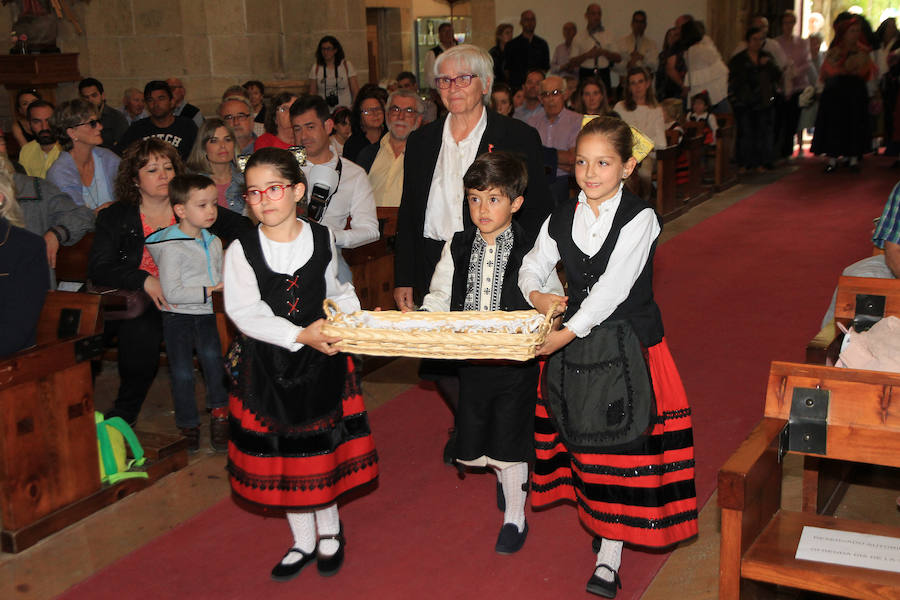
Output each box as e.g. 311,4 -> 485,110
718,417 -> 785,511
0,335 -> 101,391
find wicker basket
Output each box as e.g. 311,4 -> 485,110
320,299 -> 555,361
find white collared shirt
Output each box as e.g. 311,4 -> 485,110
519,185 -> 660,337
223,223 -> 360,351
423,107 -> 488,242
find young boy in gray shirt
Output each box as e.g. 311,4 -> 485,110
145,174 -> 227,452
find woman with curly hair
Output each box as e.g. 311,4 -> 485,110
88,138 -> 250,425
308,36 -> 360,111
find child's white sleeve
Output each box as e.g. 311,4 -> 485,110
421,241 -> 453,312
324,232 -> 361,313
708,114 -> 718,142
224,239 -> 305,351
565,208 -> 660,337
519,216 -> 561,305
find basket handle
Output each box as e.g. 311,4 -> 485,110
323,298 -> 339,321
542,301 -> 563,327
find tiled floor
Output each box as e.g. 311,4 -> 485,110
3,157 -> 899,599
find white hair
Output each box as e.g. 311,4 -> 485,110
0,166 -> 24,228
433,45 -> 495,105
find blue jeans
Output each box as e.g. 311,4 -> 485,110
161,312 -> 226,429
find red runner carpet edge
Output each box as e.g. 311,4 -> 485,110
60,159 -> 896,600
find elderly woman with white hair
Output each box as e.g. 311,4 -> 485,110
395,44 -> 552,310
392,44 -> 553,527
0,170 -> 50,357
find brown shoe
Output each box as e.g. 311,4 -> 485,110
210,407 -> 229,452
180,426 -> 200,453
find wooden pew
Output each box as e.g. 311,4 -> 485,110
655,131 -> 711,222
344,239 -> 394,311
718,362 -> 900,600
0,291 -> 188,553
714,113 -> 737,190
55,231 -> 94,284
806,276 -> 900,366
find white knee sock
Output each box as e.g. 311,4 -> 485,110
594,538 -> 623,581
499,462 -> 528,532
315,503 -> 341,556
283,511 -> 316,563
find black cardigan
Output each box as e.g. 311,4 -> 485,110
88,201 -> 253,290
0,218 -> 49,356
394,109 -> 552,299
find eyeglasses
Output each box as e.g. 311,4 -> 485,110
540,89 -> 564,98
361,108 -> 384,116
242,183 -> 296,205
434,74 -> 478,89
75,118 -> 102,129
223,113 -> 250,122
388,105 -> 421,116
320,46 -> 336,52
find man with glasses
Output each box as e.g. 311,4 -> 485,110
217,95 -> 257,154
78,77 -> 129,150
528,75 -> 581,206
289,95 -> 379,282
355,90 -> 424,208
118,81 -> 198,160
166,77 -> 204,128
19,100 -> 61,178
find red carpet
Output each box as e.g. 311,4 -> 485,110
61,158 -> 897,599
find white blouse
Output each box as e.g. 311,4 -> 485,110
223,222 -> 360,352
518,185 -> 660,338
613,102 -> 668,151
423,107 -> 488,242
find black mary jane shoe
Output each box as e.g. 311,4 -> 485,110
317,524 -> 346,577
494,521 -> 528,554
586,564 -> 622,598
270,547 -> 316,582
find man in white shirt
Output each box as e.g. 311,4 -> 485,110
615,11 -> 658,79
565,3 -> 621,91
356,90 -> 424,208
551,22 -> 579,79
290,95 -> 379,282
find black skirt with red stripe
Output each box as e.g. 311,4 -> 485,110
227,349 -> 378,510
532,338 -> 698,548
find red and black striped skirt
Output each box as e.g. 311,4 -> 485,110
532,338 -> 698,547
227,356 -> 378,509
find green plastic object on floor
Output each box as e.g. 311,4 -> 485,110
95,411 -> 149,484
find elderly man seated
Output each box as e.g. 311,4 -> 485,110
528,75 -> 582,207
355,89 -> 424,208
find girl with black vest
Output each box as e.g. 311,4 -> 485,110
222,148 -> 378,582
419,151 -> 555,555
520,117 -> 698,599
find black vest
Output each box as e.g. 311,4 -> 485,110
448,222 -> 531,312
238,219 -> 331,327
548,191 -> 664,347
431,45 -> 443,58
